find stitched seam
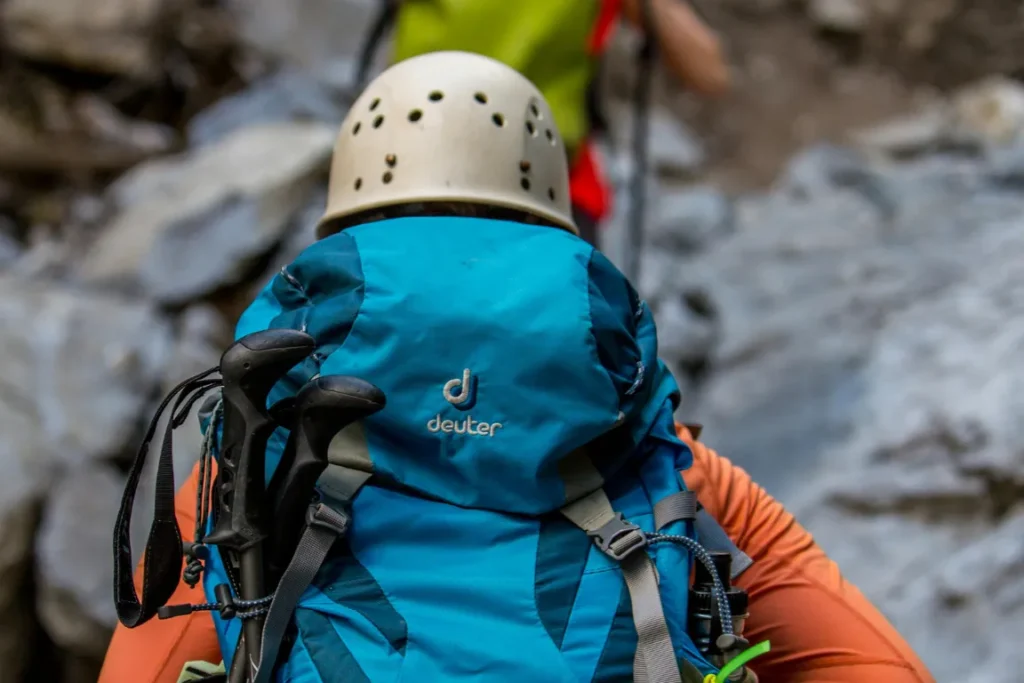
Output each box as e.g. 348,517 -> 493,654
279,266 -> 313,306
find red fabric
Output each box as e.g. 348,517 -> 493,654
572,0 -> 623,226
589,0 -> 624,54
569,141 -> 612,223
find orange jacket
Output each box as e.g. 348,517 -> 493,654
99,425 -> 934,683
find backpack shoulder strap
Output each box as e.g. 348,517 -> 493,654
652,489 -> 752,581
559,455 -> 703,683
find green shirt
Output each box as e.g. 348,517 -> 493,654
391,0 -> 601,152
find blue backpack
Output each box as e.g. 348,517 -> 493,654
187,216 -> 754,682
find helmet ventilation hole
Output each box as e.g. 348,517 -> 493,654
548,188 -> 556,201
408,109 -> 423,122
525,121 -> 536,136
352,122 -> 361,135
530,104 -> 541,119
385,154 -> 397,167
429,91 -> 444,102
354,178 -> 363,190
383,171 -> 393,184
545,129 -> 555,145
520,178 -> 531,190
519,160 -> 531,172
370,98 -> 381,111
492,113 -> 505,127
474,92 -> 488,104
373,115 -> 384,128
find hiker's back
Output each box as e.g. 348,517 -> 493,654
203,215 -> 714,681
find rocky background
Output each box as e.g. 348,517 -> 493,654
0,0 -> 1021,681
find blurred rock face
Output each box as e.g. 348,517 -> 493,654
0,0 -> 1022,681
1,0 -> 166,76
603,80 -> 1024,682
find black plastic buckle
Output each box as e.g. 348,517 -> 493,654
214,584 -> 236,620
588,513 -> 648,561
305,502 -> 351,536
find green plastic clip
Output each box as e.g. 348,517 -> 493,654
702,640 -> 772,683
176,660 -> 225,683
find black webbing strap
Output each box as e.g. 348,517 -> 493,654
113,367 -> 221,628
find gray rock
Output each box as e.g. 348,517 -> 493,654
984,142 -> 1024,189
688,149 -> 1024,500
850,82 -> 1024,163
125,305 -> 230,570
251,186 -> 325,295
851,107 -> 951,158
164,305 -> 231,480
0,219 -> 21,268
315,57 -> 361,99
75,93 -> 177,153
650,289 -> 721,413
679,140 -> 1024,679
597,159 -> 656,275
230,0 -> 378,71
777,143 -> 881,201
646,110 -> 706,176
808,0 -> 869,32
0,276 -> 174,469
78,122 -> 335,305
6,238 -> 74,281
652,185 -> 734,254
804,223 -> 1024,493
188,70 -> 347,147
166,305 -> 231,386
950,76 -> 1024,148
279,187 -> 324,261
36,464 -> 124,657
604,178 -> 728,388
1,0 -> 165,75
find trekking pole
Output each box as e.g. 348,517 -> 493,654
689,551 -> 756,681
265,376 -> 387,584
252,376 -> 387,683
202,329 -> 317,681
624,0 -> 657,284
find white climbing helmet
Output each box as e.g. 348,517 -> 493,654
316,50 -> 577,238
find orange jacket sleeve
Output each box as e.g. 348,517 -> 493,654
676,424 -> 935,683
99,462 -> 221,683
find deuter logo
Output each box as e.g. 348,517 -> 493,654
428,368 -> 503,437
442,368 -> 477,410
